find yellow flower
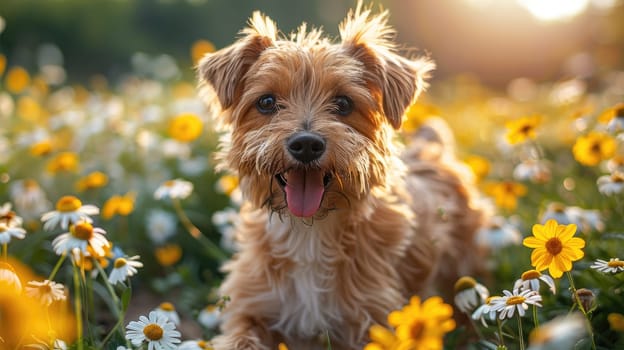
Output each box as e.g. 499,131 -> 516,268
597,103 -> 624,124
46,152 -> 79,173
30,140 -> 54,157
191,39 -> 216,65
401,103 -> 440,133
523,219 -> 585,278
169,113 -> 203,142
216,174 -> 239,196
17,96 -> 45,122
0,54 -> 6,77
464,155 -> 490,181
505,115 -> 541,145
75,171 -> 109,192
387,296 -> 455,350
608,313 -> 624,332
572,131 -> 616,166
101,193 -> 135,219
155,244 -> 182,267
484,181 -> 527,211
278,343 -> 289,350
0,259 -> 76,347
5,66 -> 30,94
364,324 -> 400,350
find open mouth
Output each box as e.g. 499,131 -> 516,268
275,169 -> 332,218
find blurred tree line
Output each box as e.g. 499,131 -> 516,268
1,0 -> 355,83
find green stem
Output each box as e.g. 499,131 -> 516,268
517,312 -> 525,350
2,243 -> 7,260
72,263 -> 84,350
566,271 -> 596,350
94,260 -> 120,313
532,304 -> 539,329
48,253 -> 67,281
497,318 -> 506,348
171,198 -> 227,261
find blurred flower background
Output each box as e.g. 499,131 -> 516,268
1,0 -> 624,349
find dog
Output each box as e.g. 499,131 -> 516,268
198,3 -> 486,349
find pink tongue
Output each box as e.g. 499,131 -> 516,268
284,169 -> 325,217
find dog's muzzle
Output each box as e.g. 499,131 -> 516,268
277,132 -> 330,217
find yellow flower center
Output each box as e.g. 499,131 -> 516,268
409,320 -> 425,340
611,173 -> 624,183
23,179 -> 39,190
550,202 -> 566,213
197,340 -> 211,349
56,196 -> 82,212
70,222 -> 93,241
590,141 -> 602,155
545,237 -> 563,255
159,302 -> 175,311
0,223 -> 7,232
521,269 -> 542,281
143,323 -> 164,341
485,296 -> 500,304
607,260 -> 624,268
454,276 -> 477,293
40,283 -> 52,294
114,258 -> 127,269
519,124 -> 533,135
506,296 -> 526,305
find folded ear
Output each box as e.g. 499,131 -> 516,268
340,3 -> 434,129
197,11 -> 276,110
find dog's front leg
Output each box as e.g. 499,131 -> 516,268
211,315 -> 277,350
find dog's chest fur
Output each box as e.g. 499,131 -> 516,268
268,218 -> 345,339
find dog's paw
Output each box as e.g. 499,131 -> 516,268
210,334 -> 270,350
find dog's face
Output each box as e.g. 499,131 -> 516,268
199,5 -> 433,218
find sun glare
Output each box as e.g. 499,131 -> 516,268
516,0 -> 590,21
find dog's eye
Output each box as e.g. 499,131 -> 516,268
256,94 -> 278,115
332,96 -> 353,116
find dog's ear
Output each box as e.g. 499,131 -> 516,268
339,3 -> 434,129
197,11 -> 277,110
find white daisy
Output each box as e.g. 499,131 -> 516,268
475,216 -> 522,250
472,296 -> 503,327
0,262 -> 22,292
25,280 -> 67,306
513,159 -> 551,183
590,257 -> 624,274
513,269 -> 556,294
497,289 -> 542,320
540,202 -> 604,234
179,339 -> 213,350
108,256 -> 143,285
9,179 -> 52,221
52,220 -> 109,256
153,302 -> 180,325
41,195 -> 99,231
0,202 -> 23,227
198,304 -> 221,329
125,311 -> 181,350
454,276 -> 490,313
146,209 -> 178,244
597,172 -> 624,196
0,222 -> 26,244
154,179 -> 194,200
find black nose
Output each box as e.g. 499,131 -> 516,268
287,132 -> 326,163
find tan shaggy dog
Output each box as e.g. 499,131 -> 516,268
198,3 -> 487,349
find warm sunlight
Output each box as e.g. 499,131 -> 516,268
516,0 -> 590,21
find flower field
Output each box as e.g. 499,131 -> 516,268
1,11 -> 624,350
